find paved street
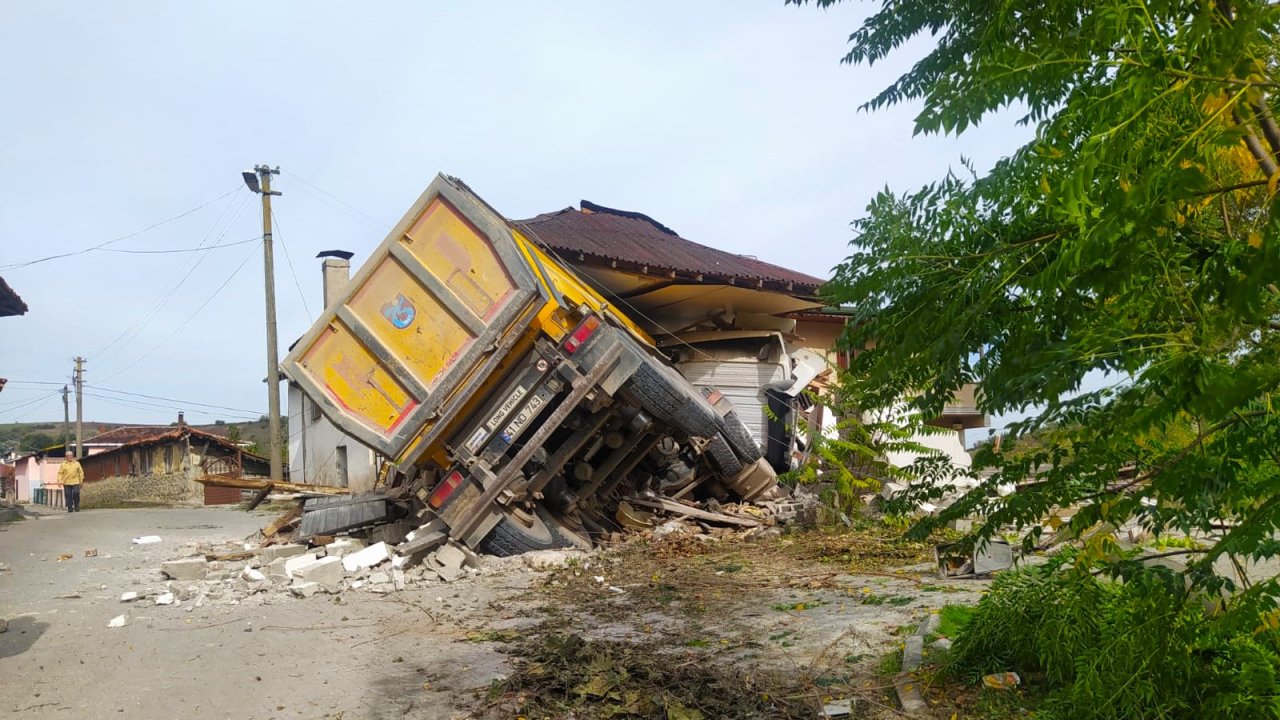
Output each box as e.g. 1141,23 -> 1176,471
0,506 -> 521,720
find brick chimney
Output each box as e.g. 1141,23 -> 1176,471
177,412 -> 185,426
318,250 -> 353,309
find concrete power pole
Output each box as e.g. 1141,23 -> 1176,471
73,357 -> 84,458
245,165 -> 284,484
62,385 -> 70,452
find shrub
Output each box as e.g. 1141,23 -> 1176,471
950,564 -> 1280,719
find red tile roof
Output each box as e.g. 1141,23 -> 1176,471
83,426 -> 173,446
0,277 -> 27,317
514,202 -> 824,294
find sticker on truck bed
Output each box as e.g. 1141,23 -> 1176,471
464,427 -> 489,454
500,393 -> 545,443
380,293 -> 416,329
485,385 -> 527,431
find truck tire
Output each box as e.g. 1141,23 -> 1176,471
624,356 -> 718,438
705,433 -> 744,478
478,506 -> 575,556
719,410 -> 764,463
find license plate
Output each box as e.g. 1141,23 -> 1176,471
500,393 -> 546,443
485,385 -> 527,431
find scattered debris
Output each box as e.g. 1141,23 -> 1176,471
120,591 -> 138,603
821,698 -> 856,718
160,558 -> 209,581
107,615 -> 128,628
983,672 -> 1021,691
84,548 -> 97,558
936,538 -> 1015,577
154,593 -> 175,606
132,536 -> 162,545
57,553 -> 73,562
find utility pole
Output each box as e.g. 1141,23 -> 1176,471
73,357 -> 84,459
243,165 -> 284,484
62,385 -> 70,452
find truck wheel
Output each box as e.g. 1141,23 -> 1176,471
624,356 -> 718,438
719,410 -> 764,463
705,433 -> 744,478
478,506 -> 575,556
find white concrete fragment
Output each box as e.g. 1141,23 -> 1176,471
296,556 -> 344,586
324,537 -> 366,558
289,582 -> 320,598
435,543 -> 466,570
283,552 -> 319,578
341,541 -> 389,572
154,592 -> 175,606
392,569 -> 406,591
132,536 -> 162,545
160,558 -> 209,581
390,554 -> 407,569
119,591 -> 138,602
108,614 -> 128,628
241,567 -> 267,583
259,544 -> 308,562
369,571 -> 390,585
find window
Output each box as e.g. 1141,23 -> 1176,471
309,398 -> 322,424
335,446 -> 348,488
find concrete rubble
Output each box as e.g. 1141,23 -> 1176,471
143,486 -> 816,609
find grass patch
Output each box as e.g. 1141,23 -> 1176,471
936,603 -> 975,639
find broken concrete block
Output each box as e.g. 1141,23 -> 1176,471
241,567 -> 266,583
160,558 -> 209,581
436,565 -> 463,583
259,544 -> 309,563
283,552 -> 319,578
322,537 -> 365,558
266,557 -> 291,584
394,531 -> 446,564
154,592 -> 175,606
132,536 -> 162,545
902,636 -> 924,673
341,541 -> 389,573
369,571 -> 391,585
392,569 -> 406,591
522,549 -> 586,570
296,556 -> 344,587
120,591 -> 138,602
108,615 -> 128,628
289,582 -> 320,598
366,520 -> 414,546
435,543 -> 466,570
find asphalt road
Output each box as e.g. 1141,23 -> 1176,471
0,506 -> 519,720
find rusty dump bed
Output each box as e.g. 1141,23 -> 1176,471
280,175 -> 545,464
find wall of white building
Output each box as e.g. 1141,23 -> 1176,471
287,383 -> 378,493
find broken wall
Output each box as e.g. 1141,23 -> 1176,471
82,471 -> 199,508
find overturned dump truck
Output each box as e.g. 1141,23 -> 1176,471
281,175 -> 777,555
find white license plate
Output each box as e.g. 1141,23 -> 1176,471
501,393 -> 546,442
485,385 -> 528,431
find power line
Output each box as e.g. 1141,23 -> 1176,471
94,192 -> 256,367
86,385 -> 264,416
0,187 -> 243,270
81,392 -> 261,421
272,211 -> 312,321
0,391 -> 61,415
100,236 -> 260,255
286,170 -> 389,229
96,241 -> 262,383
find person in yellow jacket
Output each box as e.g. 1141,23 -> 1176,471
58,451 -> 83,513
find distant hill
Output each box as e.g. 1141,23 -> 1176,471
0,418 -> 276,458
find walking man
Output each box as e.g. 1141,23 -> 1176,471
59,451 -> 83,513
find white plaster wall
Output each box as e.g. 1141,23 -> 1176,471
287,384 -> 378,492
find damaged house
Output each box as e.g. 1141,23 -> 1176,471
72,422 -> 269,507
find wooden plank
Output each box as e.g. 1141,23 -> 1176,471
625,496 -> 761,528
245,483 -> 274,511
262,505 -> 303,538
195,475 -> 348,495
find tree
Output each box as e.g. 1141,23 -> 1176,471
795,0 -> 1280,601
19,432 -> 55,452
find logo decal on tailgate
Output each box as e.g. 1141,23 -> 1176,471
380,293 -> 416,329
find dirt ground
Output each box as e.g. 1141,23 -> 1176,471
0,506 -> 987,719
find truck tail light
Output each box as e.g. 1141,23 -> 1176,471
563,316 -> 601,354
428,470 -> 464,508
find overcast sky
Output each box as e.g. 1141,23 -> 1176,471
0,2 -> 1034,436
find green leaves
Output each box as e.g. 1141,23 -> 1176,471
801,0 -> 1280,601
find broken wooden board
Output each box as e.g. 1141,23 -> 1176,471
194,475 -> 347,495
262,505 -> 303,539
625,496 -> 761,528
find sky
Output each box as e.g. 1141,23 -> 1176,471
0,2 -> 1036,436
